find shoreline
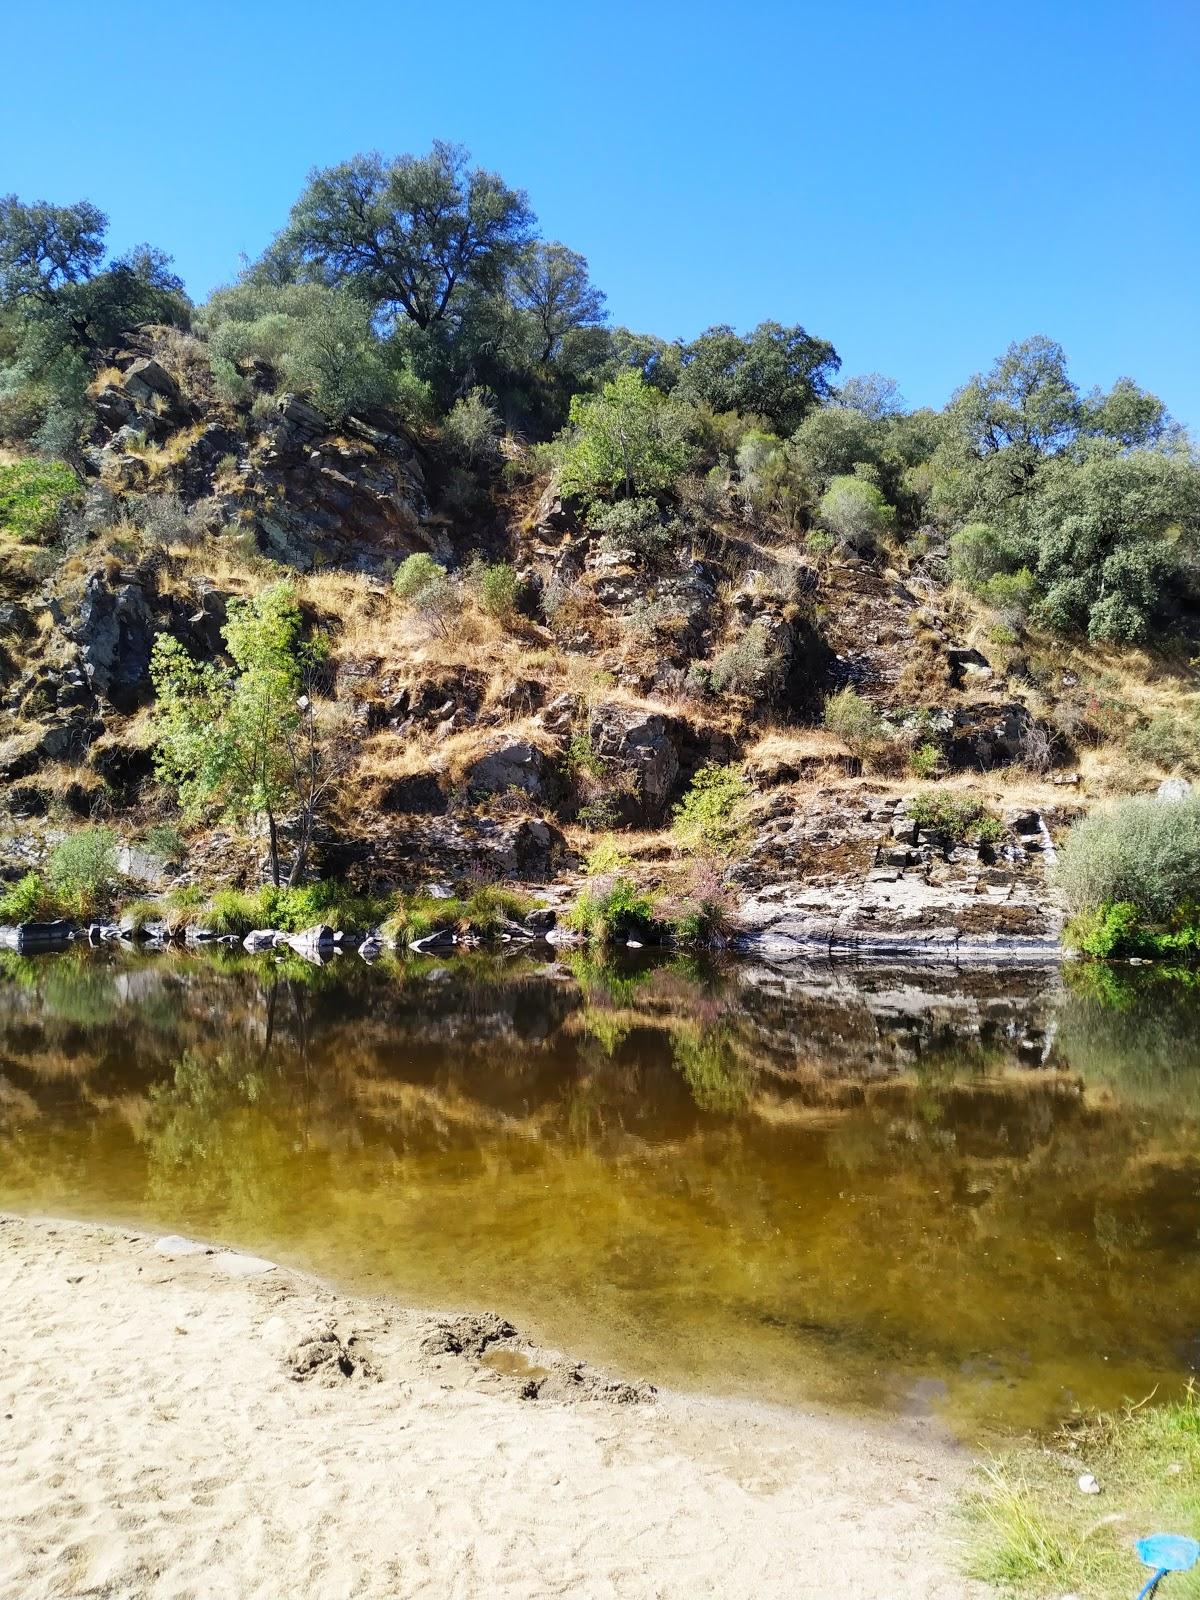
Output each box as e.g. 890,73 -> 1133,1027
0,1211 -> 989,1599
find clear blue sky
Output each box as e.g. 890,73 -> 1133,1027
3,0 -> 1197,426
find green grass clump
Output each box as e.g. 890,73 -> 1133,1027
568,876 -> 655,944
963,1392 -> 1200,1598
206,882 -> 395,936
0,458 -> 80,543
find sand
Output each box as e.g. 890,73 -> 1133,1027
0,1214 -> 989,1600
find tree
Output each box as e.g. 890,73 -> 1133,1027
557,369 -> 691,501
511,241 -> 606,364
1024,444 -> 1200,643
0,196 -> 106,310
837,372 -> 903,420
259,143 -> 535,332
0,195 -> 187,450
0,196 -> 186,351
790,404 -> 882,490
150,585 -> 331,888
676,321 -> 840,433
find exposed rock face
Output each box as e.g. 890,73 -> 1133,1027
465,740 -> 562,804
589,703 -> 682,824
253,402 -> 431,571
734,790 -> 1067,962
74,572 -> 158,712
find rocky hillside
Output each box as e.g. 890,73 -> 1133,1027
0,320 -> 1196,960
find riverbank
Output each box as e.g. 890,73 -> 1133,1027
0,1214 -> 988,1600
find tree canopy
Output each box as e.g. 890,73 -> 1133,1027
258,142 -> 535,332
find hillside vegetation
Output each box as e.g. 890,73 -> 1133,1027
0,149 -> 1197,948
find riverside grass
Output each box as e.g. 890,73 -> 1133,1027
963,1391 -> 1200,1597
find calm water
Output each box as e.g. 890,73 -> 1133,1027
1,944 -> 1198,1437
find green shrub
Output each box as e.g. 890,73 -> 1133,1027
0,872 -> 53,923
1127,711 -> 1200,774
908,742 -> 943,780
709,619 -> 785,700
45,827 -> 118,918
558,369 -> 691,502
467,558 -> 519,621
0,459 -> 79,543
1065,901 -> 1143,958
671,763 -> 749,856
817,475 -> 894,553
441,388 -> 502,464
908,793 -> 1005,845
567,876 -> 654,944
392,552 -> 455,637
948,522 -> 1009,589
589,497 -> 675,563
823,686 -> 885,758
1054,796 -> 1200,921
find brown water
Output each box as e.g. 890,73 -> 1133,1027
1,944 -> 1198,1437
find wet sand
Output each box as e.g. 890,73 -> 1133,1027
0,1214 -> 989,1599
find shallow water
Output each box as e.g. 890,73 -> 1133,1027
1,944 -> 1198,1436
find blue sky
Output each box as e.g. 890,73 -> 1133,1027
3,0 -> 1197,426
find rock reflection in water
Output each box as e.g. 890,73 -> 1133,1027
0,945 -> 1197,1436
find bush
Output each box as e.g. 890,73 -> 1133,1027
0,459 -> 79,543
823,686 -> 885,757
709,619 -> 786,700
442,388 -> 502,464
817,475 -> 894,554
907,793 -> 1005,845
908,742 -> 943,780
557,369 -> 691,502
208,882 -> 393,936
1127,711 -> 1200,774
1054,795 -> 1200,922
204,281 -> 425,424
567,876 -> 655,944
589,497 -> 675,563
948,522 -> 1008,589
671,763 -> 749,856
0,872 -> 53,924
45,826 -> 118,918
467,558 -> 519,621
392,552 -> 455,637
667,857 -> 739,943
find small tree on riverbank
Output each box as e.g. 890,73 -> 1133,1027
150,583 -> 331,887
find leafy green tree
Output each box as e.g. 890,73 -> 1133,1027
837,372 -> 903,420
790,404 -> 882,490
0,195 -> 187,449
150,585 -> 329,888
511,241 -> 606,365
1024,444 -> 1200,643
676,321 -> 839,434
557,368 -> 691,500
258,143 -> 535,332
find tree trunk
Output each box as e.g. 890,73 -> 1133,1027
286,809 -> 311,889
267,810 -> 281,888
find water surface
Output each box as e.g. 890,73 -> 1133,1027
1,945 -> 1197,1437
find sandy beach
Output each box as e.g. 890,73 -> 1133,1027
0,1214 -> 987,1599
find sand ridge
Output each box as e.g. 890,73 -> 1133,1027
0,1214 -> 989,1599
